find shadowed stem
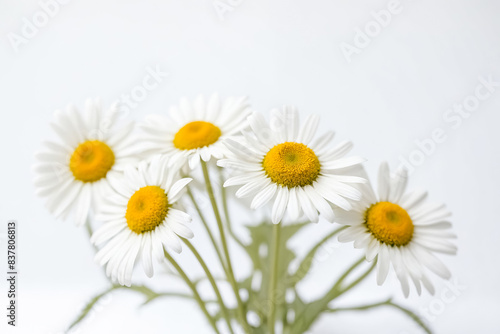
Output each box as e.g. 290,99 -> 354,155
290,226 -> 347,285
201,161 -> 251,333
327,298 -> 433,334
219,167 -> 245,248
163,248 -> 220,334
331,257 -> 377,300
292,257 -> 376,333
182,239 -> 235,334
268,222 -> 282,334
387,302 -> 433,334
326,298 -> 392,313
186,186 -> 228,275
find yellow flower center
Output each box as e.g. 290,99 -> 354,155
125,186 -> 169,234
262,142 -> 321,188
365,202 -> 414,246
173,121 -> 222,150
69,140 -> 115,182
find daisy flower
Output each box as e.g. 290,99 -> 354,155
218,106 -> 366,224
91,156 -> 193,286
33,99 -> 138,226
336,162 -> 457,297
139,94 -> 252,169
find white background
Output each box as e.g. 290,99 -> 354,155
1,0 -> 500,333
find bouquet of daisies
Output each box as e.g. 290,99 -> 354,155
34,95 -> 456,334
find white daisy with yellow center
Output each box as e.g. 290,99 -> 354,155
91,156 -> 194,286
335,162 -> 457,297
140,94 -> 251,169
218,107 -> 366,224
33,99 -> 139,226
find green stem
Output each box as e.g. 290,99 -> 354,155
268,222 -> 282,334
387,302 -> 433,334
219,167 -> 245,248
186,186 -> 228,275
327,298 -> 433,334
183,239 -> 235,334
331,256 -> 367,292
292,257 -> 376,334
201,161 -> 251,333
326,298 -> 392,313
122,285 -> 204,304
333,259 -> 377,300
290,226 -> 347,285
163,249 -> 220,334
68,285 -> 118,330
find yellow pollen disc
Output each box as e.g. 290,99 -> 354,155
365,202 -> 414,246
262,142 -> 321,188
70,140 -> 115,182
173,121 -> 222,150
126,186 -> 169,234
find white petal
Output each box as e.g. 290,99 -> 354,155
304,186 -> 335,223
389,167 -> 408,203
75,185 -> 92,226
365,239 -> 380,261
168,218 -> 194,239
376,245 -> 390,285
321,140 -> 353,160
168,178 -> 193,203
314,182 -> 352,211
377,162 -> 390,201
123,238 -> 142,287
188,153 -> 201,169
297,114 -> 319,145
91,219 -> 126,245
321,156 -> 366,170
161,226 -> 183,254
224,172 -> 266,187
235,177 -> 270,198
309,131 -> 335,152
251,183 -> 277,209
296,187 -> 319,223
141,233 -> 154,278
286,187 -> 301,220
271,186 -> 289,224
400,189 -> 428,211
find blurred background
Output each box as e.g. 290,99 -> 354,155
1,0 -> 499,333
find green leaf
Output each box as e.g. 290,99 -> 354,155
212,221 -> 309,331
67,286 -> 117,331
288,226 -> 346,286
243,222 -> 309,330
388,302 -> 433,334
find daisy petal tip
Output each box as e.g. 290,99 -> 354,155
170,245 -> 182,254
310,216 -> 320,224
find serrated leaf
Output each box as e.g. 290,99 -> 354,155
67,286 -> 116,331
242,222 -> 309,330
